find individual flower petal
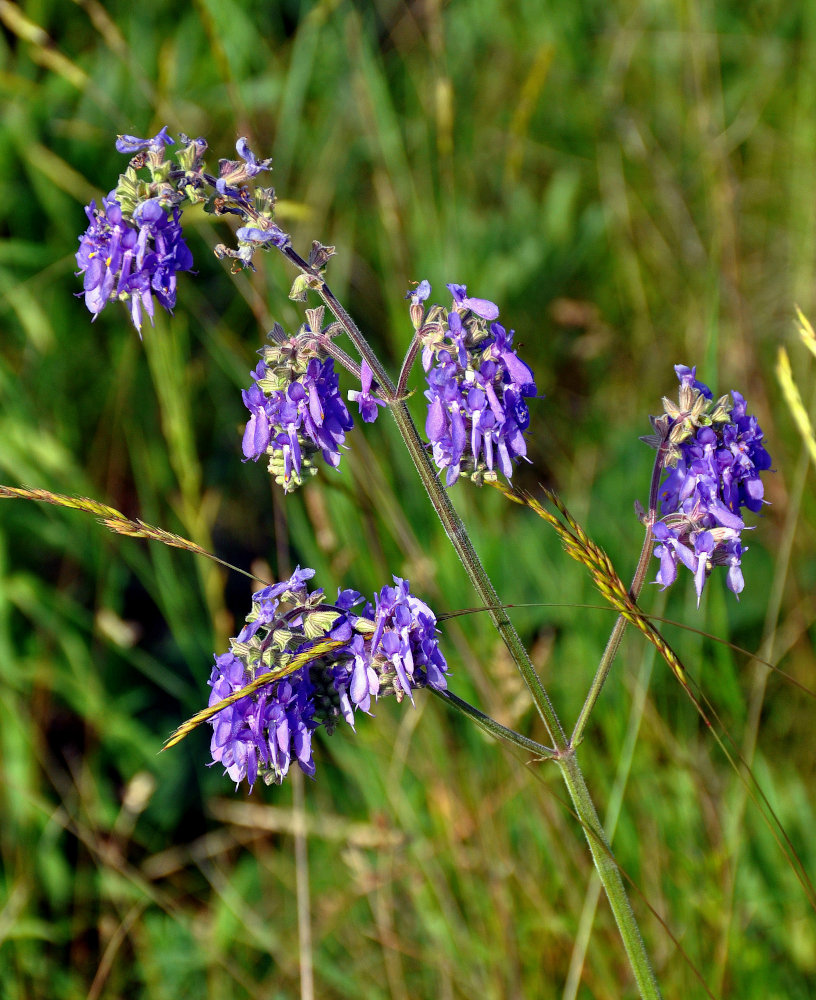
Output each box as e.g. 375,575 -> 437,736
115,126 -> 175,155
446,283 -> 500,320
406,279 -> 431,304
348,360 -> 387,423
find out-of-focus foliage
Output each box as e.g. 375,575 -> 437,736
0,0 -> 814,996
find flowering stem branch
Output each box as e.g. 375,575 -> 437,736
571,444 -> 669,747
397,335 -> 422,400
281,247 -> 397,402
432,689 -> 556,758
278,245 -> 565,746
276,246 -> 662,998
315,333 -> 364,382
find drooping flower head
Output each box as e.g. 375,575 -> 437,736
646,365 -> 772,605
207,568 -> 448,789
410,282 -> 538,486
76,130 -> 289,330
75,128 -> 197,333
75,191 -> 193,334
241,307 -> 355,491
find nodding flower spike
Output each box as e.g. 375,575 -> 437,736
207,569 -> 448,788
75,192 -> 193,335
77,130 -> 288,327
416,282 -> 538,486
649,365 -> 771,605
241,323 -> 354,491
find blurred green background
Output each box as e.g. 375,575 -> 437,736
0,0 -> 814,996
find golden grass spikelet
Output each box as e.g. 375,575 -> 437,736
161,638 -> 348,751
0,485 -> 209,555
0,484 -> 261,582
776,334 -> 816,467
487,479 -> 696,703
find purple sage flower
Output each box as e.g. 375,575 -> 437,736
75,192 -> 193,334
447,282 -> 500,321
235,225 -> 290,247
236,137 -> 273,176
241,336 -> 354,491
216,137 -> 273,196
414,282 -> 537,485
115,126 -> 175,156
206,568 -> 448,789
649,365 -> 772,605
348,360 -> 386,423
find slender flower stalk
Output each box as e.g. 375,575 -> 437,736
431,689 -> 556,757
571,442 -> 669,747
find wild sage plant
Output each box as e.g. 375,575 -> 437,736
67,128 -> 774,998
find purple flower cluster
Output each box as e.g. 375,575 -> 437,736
242,339 -> 354,491
412,282 -> 537,485
75,192 -> 193,334
651,365 -> 771,604
76,128 -> 291,330
208,568 -> 448,788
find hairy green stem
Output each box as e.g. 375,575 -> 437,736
559,749 -> 662,999
432,688 -> 556,758
397,333 -> 422,400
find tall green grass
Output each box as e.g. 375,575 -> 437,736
0,0 -> 814,996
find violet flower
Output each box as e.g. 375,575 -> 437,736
414,282 -> 537,485
115,126 -> 175,155
216,137 -> 273,196
207,568 -> 448,789
242,354 -> 354,491
76,130 -> 288,327
75,192 -> 193,334
348,360 -> 386,423
649,365 -> 771,605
